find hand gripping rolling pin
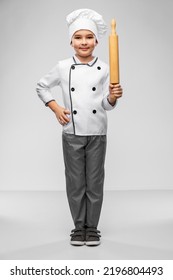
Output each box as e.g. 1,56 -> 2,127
109,19 -> 119,84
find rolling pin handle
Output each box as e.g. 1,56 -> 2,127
111,19 -> 116,35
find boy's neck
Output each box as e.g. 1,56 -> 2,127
75,54 -> 95,64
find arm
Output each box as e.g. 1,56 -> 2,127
101,67 -> 117,110
36,64 -> 70,125
36,64 -> 60,105
102,65 -> 123,109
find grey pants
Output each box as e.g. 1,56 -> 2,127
62,133 -> 107,229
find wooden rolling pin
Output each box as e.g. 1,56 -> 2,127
109,19 -> 119,84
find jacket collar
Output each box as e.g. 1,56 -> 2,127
73,55 -> 98,66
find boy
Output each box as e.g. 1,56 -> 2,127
36,9 -> 123,246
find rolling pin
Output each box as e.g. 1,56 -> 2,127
109,19 -> 119,84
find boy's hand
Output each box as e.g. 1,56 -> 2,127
55,106 -> 70,126
108,84 -> 123,105
47,100 -> 70,125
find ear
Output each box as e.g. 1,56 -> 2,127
94,39 -> 98,46
71,40 -> 74,47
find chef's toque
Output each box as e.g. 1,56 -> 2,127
66,8 -> 107,42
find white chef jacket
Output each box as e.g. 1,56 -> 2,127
36,55 -> 117,136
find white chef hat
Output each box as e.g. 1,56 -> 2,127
66,8 -> 107,42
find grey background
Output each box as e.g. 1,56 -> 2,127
1,0 -> 173,261
0,0 -> 173,191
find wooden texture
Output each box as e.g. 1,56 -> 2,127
109,19 -> 119,84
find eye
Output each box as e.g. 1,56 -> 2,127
74,36 -> 81,39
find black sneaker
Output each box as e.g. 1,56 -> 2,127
85,228 -> 101,246
70,228 -> 85,246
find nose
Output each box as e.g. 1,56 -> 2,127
81,38 -> 87,45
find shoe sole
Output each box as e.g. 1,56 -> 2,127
85,241 -> 101,246
70,241 -> 85,246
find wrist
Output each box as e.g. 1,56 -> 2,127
47,100 -> 60,113
107,95 -> 117,106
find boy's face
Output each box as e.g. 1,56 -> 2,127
71,30 -> 98,59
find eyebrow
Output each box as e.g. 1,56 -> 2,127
74,34 -> 94,37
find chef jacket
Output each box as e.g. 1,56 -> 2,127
36,55 -> 117,136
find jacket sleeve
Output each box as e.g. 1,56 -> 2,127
101,65 -> 117,111
36,63 -> 60,106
